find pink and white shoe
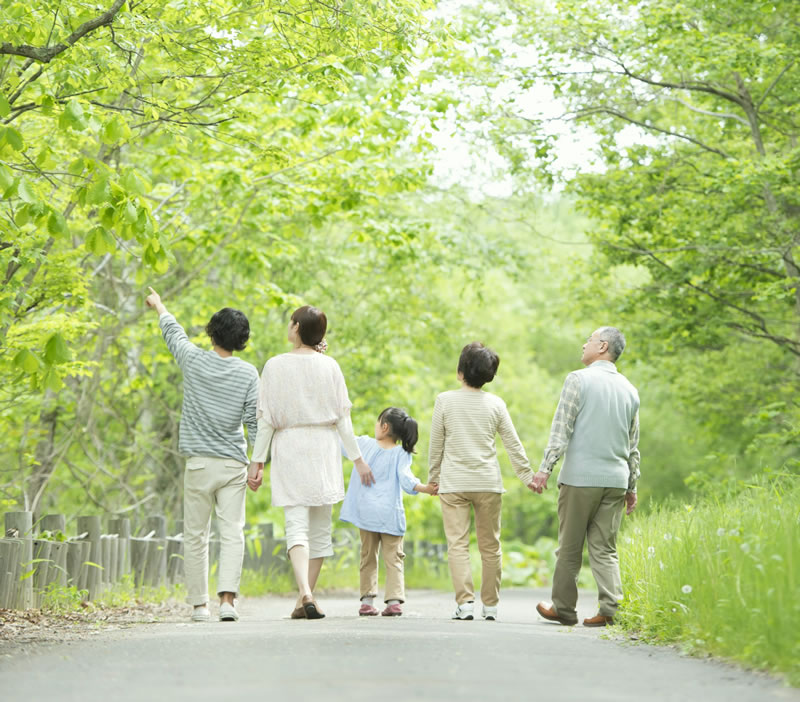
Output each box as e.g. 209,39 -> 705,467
381,603 -> 402,617
359,603 -> 379,616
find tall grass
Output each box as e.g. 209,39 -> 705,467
617,474 -> 799,685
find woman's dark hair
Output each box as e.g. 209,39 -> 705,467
291,305 -> 327,347
378,407 -> 419,454
458,342 -> 500,388
205,308 -> 250,352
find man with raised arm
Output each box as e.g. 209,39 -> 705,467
146,287 -> 260,623
532,327 -> 640,627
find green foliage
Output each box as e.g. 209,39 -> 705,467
616,474 -> 799,684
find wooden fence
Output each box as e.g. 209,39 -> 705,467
0,510 -> 448,611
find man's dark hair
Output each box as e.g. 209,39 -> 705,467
291,305 -> 327,347
205,308 -> 250,352
458,342 -> 500,388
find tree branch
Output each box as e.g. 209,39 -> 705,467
572,106 -> 731,158
0,0 -> 126,64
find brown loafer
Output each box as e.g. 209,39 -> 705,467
302,595 -> 325,620
583,614 -> 614,627
290,605 -> 306,619
536,601 -> 577,626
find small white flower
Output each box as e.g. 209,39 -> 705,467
729,528 -> 740,537
740,543 -> 750,553
681,584 -> 692,594
659,561 -> 665,571
716,528 -> 726,536
647,546 -> 655,557
624,537 -> 633,544
663,533 -> 673,541
671,608 -> 677,612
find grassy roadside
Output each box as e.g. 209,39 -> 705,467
616,474 -> 799,685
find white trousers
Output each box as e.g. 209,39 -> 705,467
183,456 -> 247,606
284,505 -> 334,559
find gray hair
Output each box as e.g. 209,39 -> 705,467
596,326 -> 626,361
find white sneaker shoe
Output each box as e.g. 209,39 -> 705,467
453,602 -> 474,620
482,605 -> 498,621
191,605 -> 211,622
219,602 -> 239,622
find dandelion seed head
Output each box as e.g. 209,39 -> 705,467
716,528 -> 725,536
681,584 -> 692,594
663,533 -> 673,541
740,543 -> 750,553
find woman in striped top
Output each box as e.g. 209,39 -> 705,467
428,342 -> 536,621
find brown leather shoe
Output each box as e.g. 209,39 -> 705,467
302,595 -> 325,619
290,605 -> 306,619
536,601 -> 577,626
583,614 -> 614,627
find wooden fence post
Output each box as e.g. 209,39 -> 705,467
145,515 -> 167,587
0,538 -> 22,609
5,511 -> 33,609
108,517 -> 131,578
40,514 -> 66,535
76,515 -> 103,600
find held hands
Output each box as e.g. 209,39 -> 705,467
417,483 -> 439,496
247,461 -> 264,492
625,491 -> 637,515
529,470 -> 550,494
354,457 -> 375,487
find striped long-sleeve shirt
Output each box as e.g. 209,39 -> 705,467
428,388 -> 534,493
159,313 -> 259,465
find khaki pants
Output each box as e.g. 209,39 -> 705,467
440,492 -> 502,606
359,530 -> 405,603
183,456 -> 247,606
552,484 -> 627,621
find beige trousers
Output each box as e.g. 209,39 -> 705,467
551,484 -> 627,621
440,492 -> 502,606
183,456 -> 247,606
359,530 -> 405,603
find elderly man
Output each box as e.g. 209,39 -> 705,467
532,327 -> 640,627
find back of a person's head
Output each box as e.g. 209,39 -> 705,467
291,305 -> 327,347
457,342 -> 500,388
206,308 -> 250,352
379,407 -> 419,454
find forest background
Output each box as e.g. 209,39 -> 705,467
1,0 -> 798,588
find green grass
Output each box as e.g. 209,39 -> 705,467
617,474 -> 799,685
38,575 -> 186,614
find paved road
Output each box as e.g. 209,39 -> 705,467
1,589 -> 796,701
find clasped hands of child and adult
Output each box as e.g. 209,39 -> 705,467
246,462 -> 439,496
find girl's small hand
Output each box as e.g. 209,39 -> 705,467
354,457 -> 375,487
429,483 -> 439,495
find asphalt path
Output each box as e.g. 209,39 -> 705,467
1,589 -> 796,702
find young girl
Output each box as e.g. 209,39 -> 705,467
340,407 -> 437,617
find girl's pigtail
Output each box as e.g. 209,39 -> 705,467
400,414 -> 419,454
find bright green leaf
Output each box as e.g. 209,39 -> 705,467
43,333 -> 71,364
13,349 -> 40,374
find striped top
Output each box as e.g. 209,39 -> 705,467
159,313 -> 259,465
428,388 -> 534,493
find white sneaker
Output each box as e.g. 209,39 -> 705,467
483,605 -> 497,622
191,605 -> 211,622
453,602 -> 474,620
219,602 -> 239,621
482,605 -> 497,621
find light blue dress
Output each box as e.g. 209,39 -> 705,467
340,436 -> 422,536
